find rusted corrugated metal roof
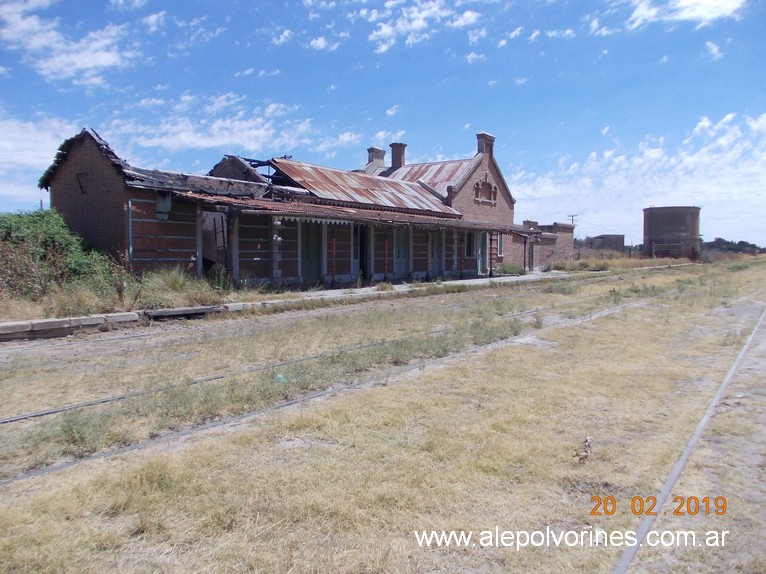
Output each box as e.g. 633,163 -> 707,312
383,157 -> 478,198
177,190 -> 528,234
272,158 -> 460,216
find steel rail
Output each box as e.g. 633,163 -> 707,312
0,306 -> 553,425
612,306 -> 766,574
0,291 -> 673,488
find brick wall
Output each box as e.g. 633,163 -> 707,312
508,234 -> 528,270
533,234 -> 558,270
539,223 -> 575,263
48,135 -> 127,256
274,219 -> 298,280
239,213 -> 272,280
372,225 -> 392,280
125,189 -> 197,272
412,228 -> 429,276
325,223 -> 352,283
449,154 -> 515,228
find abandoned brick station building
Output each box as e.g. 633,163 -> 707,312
39,129 -> 574,286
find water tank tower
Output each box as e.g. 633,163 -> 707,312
643,206 -> 701,259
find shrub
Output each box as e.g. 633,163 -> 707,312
494,262 -> 526,276
0,210 -> 116,300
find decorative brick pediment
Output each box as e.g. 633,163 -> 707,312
474,172 -> 497,204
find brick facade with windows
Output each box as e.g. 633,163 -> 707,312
40,129 -> 575,284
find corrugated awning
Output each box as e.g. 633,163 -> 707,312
172,190 -> 529,234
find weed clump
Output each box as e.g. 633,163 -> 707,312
493,263 -> 526,276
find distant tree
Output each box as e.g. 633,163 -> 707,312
703,237 -> 764,254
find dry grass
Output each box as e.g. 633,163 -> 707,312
0,263 -> 746,477
0,259 -> 764,572
551,254 -> 695,272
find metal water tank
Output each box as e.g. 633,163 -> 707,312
643,206 -> 701,258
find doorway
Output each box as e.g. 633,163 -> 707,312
429,230 -> 444,278
352,224 -> 370,281
394,227 -> 409,280
301,221 -> 322,285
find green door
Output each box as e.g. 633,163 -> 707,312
301,222 -> 322,285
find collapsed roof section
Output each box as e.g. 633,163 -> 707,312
39,128 -> 529,235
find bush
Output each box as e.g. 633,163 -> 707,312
493,262 -> 526,276
0,210 -> 116,300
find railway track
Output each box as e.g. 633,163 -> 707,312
0,266 -> 670,358
0,289 -> 672,487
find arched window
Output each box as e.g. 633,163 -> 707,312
474,172 -> 498,203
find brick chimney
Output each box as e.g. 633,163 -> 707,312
390,142 -> 407,169
367,146 -> 385,165
477,132 -> 495,156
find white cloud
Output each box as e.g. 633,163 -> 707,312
468,27 -> 487,44
173,17 -> 225,51
627,0 -> 748,28
264,103 -> 299,117
205,93 -> 246,114
466,51 -> 485,64
589,17 -> 615,36
308,36 -> 339,50
627,0 -> 661,29
515,76 -> 529,85
705,40 -> 723,59
0,115 -> 78,173
528,29 -> 540,42
374,130 -> 406,143
131,116 -> 277,152
0,114 -> 78,208
108,0 -> 147,10
374,130 -> 401,143
368,0 -> 453,53
138,97 -> 165,107
0,2 -> 140,86
449,10 -> 480,28
668,0 -> 747,23
511,112 -> 766,244
303,0 -> 337,10
547,28 -> 575,39
314,131 -> 362,155
142,12 -> 166,34
173,93 -> 196,113
386,105 -> 400,116
272,29 -> 293,46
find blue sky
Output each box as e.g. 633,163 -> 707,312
1,0 -> 764,246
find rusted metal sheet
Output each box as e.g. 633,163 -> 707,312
272,158 -> 460,216
179,190 -> 528,234
384,158 -> 478,197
